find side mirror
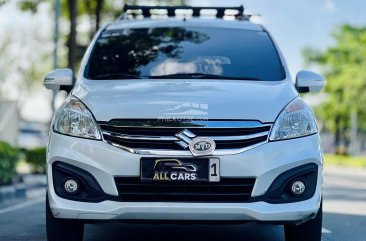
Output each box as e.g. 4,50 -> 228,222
295,70 -> 326,93
44,68 -> 74,92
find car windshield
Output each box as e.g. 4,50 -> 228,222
84,27 -> 285,81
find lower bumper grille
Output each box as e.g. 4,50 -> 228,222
114,177 -> 256,202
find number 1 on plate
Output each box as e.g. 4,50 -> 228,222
209,158 -> 220,182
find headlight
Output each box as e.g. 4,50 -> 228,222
53,96 -> 101,140
269,98 -> 317,141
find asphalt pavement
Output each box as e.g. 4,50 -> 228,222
0,166 -> 365,241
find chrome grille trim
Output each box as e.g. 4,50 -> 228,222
98,120 -> 269,128
107,140 -> 268,156
101,131 -> 178,141
99,120 -> 272,156
101,130 -> 270,142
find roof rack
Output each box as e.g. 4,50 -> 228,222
120,4 -> 249,21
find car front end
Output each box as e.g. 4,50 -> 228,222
47,90 -> 322,223
44,7 -> 325,241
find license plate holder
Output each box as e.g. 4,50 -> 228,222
140,157 -> 220,183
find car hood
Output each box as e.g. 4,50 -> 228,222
72,78 -> 298,123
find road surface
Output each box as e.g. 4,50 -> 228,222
0,166 -> 365,241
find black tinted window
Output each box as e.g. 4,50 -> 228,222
85,27 -> 285,81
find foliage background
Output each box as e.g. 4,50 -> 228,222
304,25 -> 366,153
0,142 -> 19,185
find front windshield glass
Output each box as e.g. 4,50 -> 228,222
84,27 -> 285,81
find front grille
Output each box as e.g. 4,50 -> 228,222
99,120 -> 271,155
114,177 -> 256,202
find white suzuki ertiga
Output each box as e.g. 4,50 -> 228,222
44,5 -> 325,241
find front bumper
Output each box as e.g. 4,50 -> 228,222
47,132 -> 323,222
49,192 -> 320,223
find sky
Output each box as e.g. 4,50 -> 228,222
1,0 -> 366,122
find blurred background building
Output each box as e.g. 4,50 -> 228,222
0,100 -> 18,146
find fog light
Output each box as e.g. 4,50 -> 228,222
64,179 -> 79,194
291,180 -> 306,196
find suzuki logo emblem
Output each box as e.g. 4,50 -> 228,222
175,129 -> 216,156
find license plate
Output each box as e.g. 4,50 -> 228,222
141,158 -> 220,183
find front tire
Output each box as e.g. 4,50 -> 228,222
46,194 -> 84,241
284,201 -> 322,241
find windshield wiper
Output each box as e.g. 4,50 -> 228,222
147,73 -> 260,80
90,72 -> 261,81
90,73 -> 144,80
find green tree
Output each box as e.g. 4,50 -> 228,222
304,24 -> 366,153
17,0 -> 112,72
16,0 -> 188,71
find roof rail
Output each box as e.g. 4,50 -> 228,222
120,4 -> 249,20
